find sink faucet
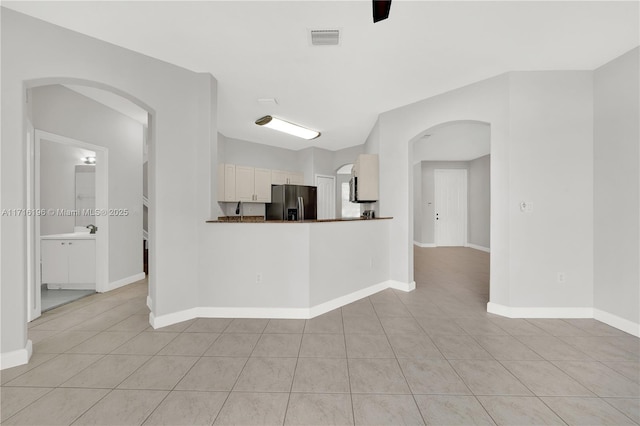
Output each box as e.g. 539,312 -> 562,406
235,201 -> 243,221
86,224 -> 98,234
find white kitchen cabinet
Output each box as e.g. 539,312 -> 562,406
219,164 -> 301,202
290,172 -> 305,185
271,170 -> 304,185
41,239 -> 96,289
217,164 -> 236,202
254,168 -> 272,202
271,170 -> 288,185
353,154 -> 379,202
235,166 -> 255,202
228,166 -> 273,203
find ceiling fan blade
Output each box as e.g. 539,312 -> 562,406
373,0 -> 392,23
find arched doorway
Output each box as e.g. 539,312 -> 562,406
24,78 -> 155,321
409,120 -> 492,312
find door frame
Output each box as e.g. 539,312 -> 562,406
434,168 -> 468,247
315,174 -> 336,220
27,130 -> 109,320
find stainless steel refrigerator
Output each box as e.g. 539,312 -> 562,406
266,184 -> 317,221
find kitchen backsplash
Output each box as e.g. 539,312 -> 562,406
222,202 -> 266,217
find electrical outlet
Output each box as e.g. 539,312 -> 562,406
557,272 -> 566,284
256,273 -> 262,284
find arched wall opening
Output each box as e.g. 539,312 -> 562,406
24,78 -> 156,323
409,120 -> 492,303
371,74 -> 510,311
2,9 -> 217,369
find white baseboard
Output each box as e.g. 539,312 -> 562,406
487,302 -> 592,318
594,309 -> 640,337
388,280 -> 416,292
150,279 -> 417,329
488,302 -> 640,336
466,243 -> 490,253
1,340 -> 32,370
108,272 -> 146,292
150,307 -> 199,329
413,241 -> 436,248
308,282 -> 391,318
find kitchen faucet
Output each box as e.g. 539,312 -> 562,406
86,224 -> 98,234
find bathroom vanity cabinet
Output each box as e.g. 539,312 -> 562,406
41,235 -> 96,289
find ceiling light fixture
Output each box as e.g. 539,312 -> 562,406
255,116 -> 320,140
82,156 -> 96,165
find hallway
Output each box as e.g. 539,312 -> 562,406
1,248 -> 638,425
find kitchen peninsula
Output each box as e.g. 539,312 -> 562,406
148,154 -> 413,328
150,216 -> 413,328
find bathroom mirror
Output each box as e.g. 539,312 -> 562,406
75,165 -> 96,227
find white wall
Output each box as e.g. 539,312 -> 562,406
594,47 -> 640,328
413,122 -> 490,161
220,133 -> 299,171
374,69 -> 596,312
468,155 -> 490,248
32,85 -> 144,284
199,224 -> 311,309
508,72 -> 594,309
195,221 -> 390,312
412,162 -> 421,243
39,140 -> 95,235
1,9 -> 216,362
375,75 -> 509,298
309,221 -> 390,305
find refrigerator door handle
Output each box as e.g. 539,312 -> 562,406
297,196 -> 304,221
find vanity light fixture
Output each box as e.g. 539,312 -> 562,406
255,116 -> 320,140
82,156 -> 96,165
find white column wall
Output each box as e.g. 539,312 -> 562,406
374,71 -> 596,312
1,9 -> 216,360
374,75 -> 510,304
594,48 -> 640,328
507,72 -> 594,308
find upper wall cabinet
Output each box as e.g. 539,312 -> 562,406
218,164 -> 280,203
353,154 -> 379,202
254,168 -> 272,202
218,164 -> 237,202
272,170 -> 304,185
235,166 -> 255,202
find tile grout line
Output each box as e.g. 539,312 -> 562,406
338,306 -> 357,426
282,319 -> 306,425
381,302 -> 429,424
210,319 -> 262,425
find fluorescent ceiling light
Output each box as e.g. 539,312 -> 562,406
255,115 -> 320,140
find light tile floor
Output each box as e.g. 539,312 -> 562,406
2,247 -> 639,425
41,288 -> 96,312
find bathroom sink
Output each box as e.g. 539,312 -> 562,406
41,232 -> 97,240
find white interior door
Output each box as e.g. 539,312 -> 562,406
434,169 -> 467,246
315,175 -> 336,220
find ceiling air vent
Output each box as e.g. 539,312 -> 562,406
310,29 -> 340,46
